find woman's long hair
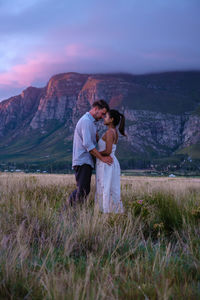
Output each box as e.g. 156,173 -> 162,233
108,109 -> 126,136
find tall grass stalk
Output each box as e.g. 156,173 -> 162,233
0,173 -> 200,299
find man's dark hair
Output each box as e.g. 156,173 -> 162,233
92,99 -> 109,111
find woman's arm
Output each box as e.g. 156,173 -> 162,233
96,131 -> 99,142
90,148 -> 113,164
100,129 -> 115,156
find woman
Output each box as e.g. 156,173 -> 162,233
95,109 -> 126,213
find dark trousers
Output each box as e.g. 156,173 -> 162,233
68,164 -> 93,206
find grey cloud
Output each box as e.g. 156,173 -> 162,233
0,0 -> 200,100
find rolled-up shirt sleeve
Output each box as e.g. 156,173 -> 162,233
81,120 -> 96,152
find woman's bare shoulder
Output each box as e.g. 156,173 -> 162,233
104,129 -> 116,141
102,129 -> 115,141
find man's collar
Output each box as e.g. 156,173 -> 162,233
86,112 -> 96,123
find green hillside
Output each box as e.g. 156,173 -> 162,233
0,123 -> 72,164
177,143 -> 200,159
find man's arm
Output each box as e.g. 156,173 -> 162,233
81,120 -> 113,165
90,148 -> 113,165
81,120 -> 96,152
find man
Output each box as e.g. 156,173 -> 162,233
68,99 -> 113,206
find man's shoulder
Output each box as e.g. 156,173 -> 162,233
77,113 -> 92,126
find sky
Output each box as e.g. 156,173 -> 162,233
0,0 -> 200,101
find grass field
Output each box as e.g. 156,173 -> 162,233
0,173 -> 200,299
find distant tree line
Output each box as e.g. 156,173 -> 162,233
1,155 -> 200,175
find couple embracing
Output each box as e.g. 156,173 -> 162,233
68,100 -> 125,213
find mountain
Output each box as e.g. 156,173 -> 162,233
0,71 -> 200,171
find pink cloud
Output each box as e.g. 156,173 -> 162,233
0,44 -> 103,89
0,52 -> 53,87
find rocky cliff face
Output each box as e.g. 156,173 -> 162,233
0,71 -> 200,161
0,86 -> 43,137
123,110 -> 185,154
180,115 -> 200,152
30,73 -> 88,129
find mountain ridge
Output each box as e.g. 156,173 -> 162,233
0,71 -> 200,170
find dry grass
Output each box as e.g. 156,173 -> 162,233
0,173 -> 200,299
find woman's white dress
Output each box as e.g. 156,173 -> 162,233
95,138 -> 124,213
